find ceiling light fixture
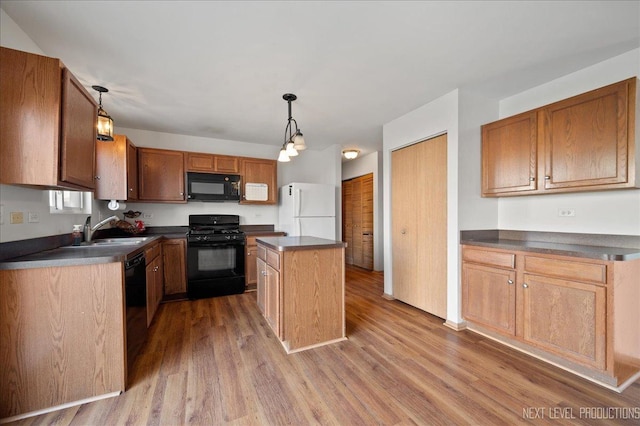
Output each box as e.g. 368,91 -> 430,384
92,85 -> 114,141
278,93 -> 306,162
342,149 -> 360,160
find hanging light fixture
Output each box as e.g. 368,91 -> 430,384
92,85 -> 114,141
342,149 -> 360,160
278,93 -> 306,162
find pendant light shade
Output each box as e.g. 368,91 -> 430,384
278,93 -> 305,162
92,85 -> 114,141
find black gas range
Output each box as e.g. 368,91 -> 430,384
187,215 -> 246,299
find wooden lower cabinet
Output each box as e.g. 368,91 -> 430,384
461,245 -> 640,389
521,273 -> 606,369
256,240 -> 345,353
145,242 -> 164,326
162,238 -> 187,296
0,263 -> 126,419
462,263 -> 516,336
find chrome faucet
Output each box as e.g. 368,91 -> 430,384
84,215 -> 119,242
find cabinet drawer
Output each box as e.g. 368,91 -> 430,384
257,245 -> 267,261
524,256 -> 607,284
145,242 -> 161,261
266,249 -> 280,270
463,247 -> 515,269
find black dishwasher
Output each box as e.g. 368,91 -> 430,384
124,252 -> 147,376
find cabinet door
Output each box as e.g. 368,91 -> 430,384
257,257 -> 267,315
0,47 -> 60,187
521,273 -> 606,369
481,111 -> 537,196
543,79 -> 633,190
240,158 -> 277,204
185,152 -> 215,172
462,263 -> 516,336
95,134 -> 127,200
163,239 -> 187,295
146,259 -> 157,327
214,155 -> 239,173
127,140 -> 138,200
245,242 -> 258,290
154,253 -> 164,309
138,148 -> 186,202
59,68 -> 98,190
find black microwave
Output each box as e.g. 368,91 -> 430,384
186,172 -> 241,202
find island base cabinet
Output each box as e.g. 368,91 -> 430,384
257,241 -> 346,353
0,263 -> 126,420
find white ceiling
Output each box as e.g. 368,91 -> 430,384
2,1 -> 638,157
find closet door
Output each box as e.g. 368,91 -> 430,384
351,177 -> 363,267
392,134 -> 448,318
360,174 -> 374,270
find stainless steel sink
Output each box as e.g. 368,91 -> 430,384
64,236 -> 151,248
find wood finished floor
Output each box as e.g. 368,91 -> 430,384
11,266 -> 640,426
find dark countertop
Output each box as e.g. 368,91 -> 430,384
256,236 -> 346,252
0,236 -> 163,270
461,230 -> 640,261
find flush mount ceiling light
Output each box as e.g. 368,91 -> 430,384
92,85 -> 114,141
278,93 -> 306,162
342,149 -> 360,160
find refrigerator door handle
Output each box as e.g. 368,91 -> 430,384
296,189 -> 302,217
296,218 -> 302,236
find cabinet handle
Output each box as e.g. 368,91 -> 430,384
401,229 -> 406,235
95,176 -> 101,180
507,279 -> 513,284
248,252 -> 251,256
544,176 -> 550,180
261,271 -> 267,276
529,177 -> 535,182
153,266 -> 159,272
179,192 -> 184,196
523,283 -> 528,288
129,188 -> 133,192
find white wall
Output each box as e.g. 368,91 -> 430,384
0,9 -> 101,243
497,49 -> 640,236
382,90 -> 462,324
342,151 -> 384,271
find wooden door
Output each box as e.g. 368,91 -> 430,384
59,68 -> 97,189
392,134 -> 447,318
360,174 -> 374,270
521,273 -> 606,369
481,111 -> 537,196
138,148 -> 185,202
391,141 -> 418,306
342,180 -> 354,264
351,177 -> 363,266
256,257 -> 267,315
542,79 -> 632,190
462,263 -> 516,335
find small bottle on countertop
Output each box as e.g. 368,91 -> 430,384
72,225 -> 82,246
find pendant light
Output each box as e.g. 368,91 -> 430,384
278,93 -> 306,162
92,85 -> 114,141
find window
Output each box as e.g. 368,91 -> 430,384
48,191 -> 92,214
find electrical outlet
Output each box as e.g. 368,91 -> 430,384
0,204 -> 4,225
28,212 -> 40,223
558,208 -> 576,217
142,213 -> 154,219
10,211 -> 24,224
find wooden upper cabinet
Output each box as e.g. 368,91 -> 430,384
0,47 -> 97,190
240,158 -> 277,204
185,152 -> 239,173
481,77 -> 638,197
481,111 -> 537,196
543,79 -> 634,190
138,148 -> 186,202
96,134 -> 138,200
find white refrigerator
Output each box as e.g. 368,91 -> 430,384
278,183 -> 336,240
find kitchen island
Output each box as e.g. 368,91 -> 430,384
256,236 -> 346,353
